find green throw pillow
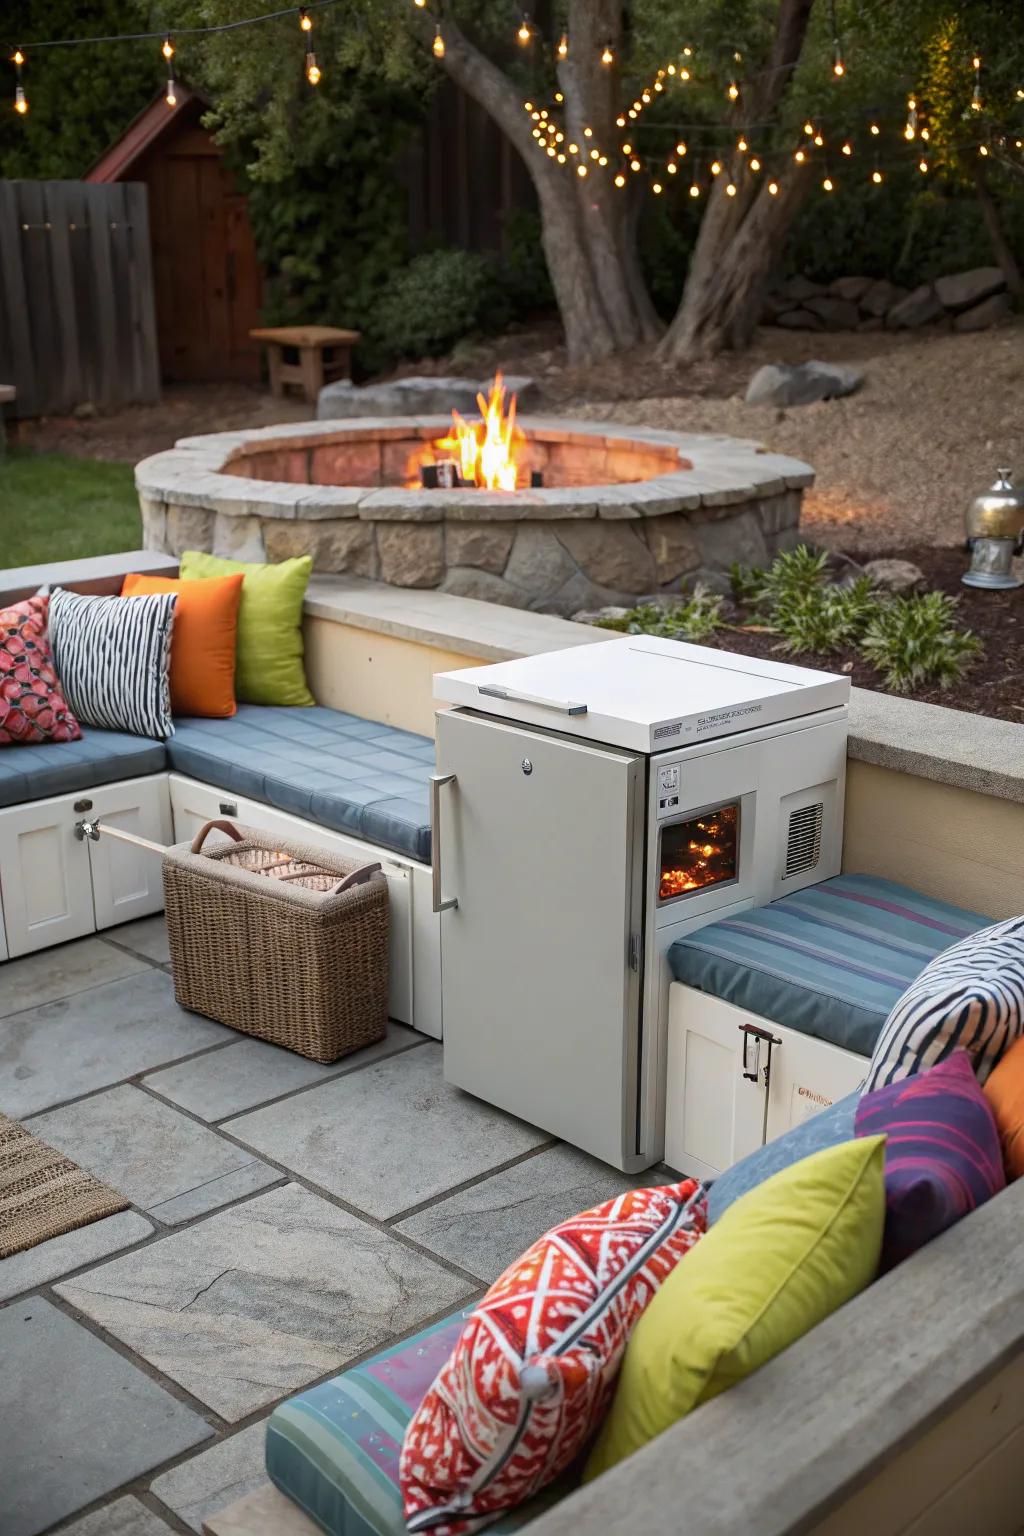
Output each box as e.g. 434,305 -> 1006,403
584,1136 -> 886,1480
179,550 -> 314,707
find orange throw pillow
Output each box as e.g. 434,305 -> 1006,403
983,1034 -> 1024,1180
122,572 -> 243,718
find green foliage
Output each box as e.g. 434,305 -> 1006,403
497,210 -> 555,316
860,591 -> 983,691
597,588 -> 726,643
0,451 -> 140,565
369,249 -> 511,361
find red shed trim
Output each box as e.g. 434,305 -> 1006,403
85,86 -> 203,183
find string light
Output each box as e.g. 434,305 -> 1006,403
830,0 -> 845,76
413,0 -> 427,6
737,135 -> 748,152
822,175 -> 834,191
905,95 -> 917,141
615,115 -> 626,127
841,140 -> 852,156
813,131 -> 824,146
710,158 -> 722,175
556,32 -> 568,60
652,181 -> 663,193
298,8 -> 312,32
727,80 -> 739,101
576,163 -> 588,177
12,48 -> 27,114
872,168 -> 883,183
305,49 -> 321,84
667,160 -> 677,173
870,122 -> 880,135
725,181 -> 737,196
614,172 -> 626,187
161,34 -> 174,59
675,141 -> 687,156
517,14 -> 532,45
803,119 -> 815,136
749,156 -> 761,171
979,143 -> 989,156
630,157 -> 641,171
432,23 -> 444,58
622,142 -> 632,154
689,178 -> 701,197
165,62 -> 177,106
918,155 -> 929,173
794,148 -> 806,163
971,54 -> 982,112
768,179 -> 779,194
600,42 -> 614,66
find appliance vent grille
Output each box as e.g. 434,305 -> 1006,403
784,802 -> 823,880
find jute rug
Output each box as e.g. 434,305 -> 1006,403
0,1111 -> 128,1259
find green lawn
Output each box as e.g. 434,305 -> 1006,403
1,450 -> 142,567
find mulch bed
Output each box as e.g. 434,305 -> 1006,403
699,545 -> 1024,725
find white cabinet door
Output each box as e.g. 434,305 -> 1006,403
664,987 -> 768,1181
764,1027 -> 867,1142
0,795 -> 94,956
88,776 -> 172,930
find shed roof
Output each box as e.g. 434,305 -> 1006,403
85,85 -> 205,183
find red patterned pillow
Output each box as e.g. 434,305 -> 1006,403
0,594 -> 81,745
400,1179 -> 706,1532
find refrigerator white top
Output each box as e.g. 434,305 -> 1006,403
434,635 -> 850,753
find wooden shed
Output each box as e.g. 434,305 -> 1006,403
87,87 -> 263,383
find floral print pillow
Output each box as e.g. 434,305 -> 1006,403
0,593 -> 81,745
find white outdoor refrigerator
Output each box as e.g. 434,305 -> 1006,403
432,637 -> 850,1173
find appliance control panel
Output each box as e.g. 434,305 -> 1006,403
657,762 -> 680,814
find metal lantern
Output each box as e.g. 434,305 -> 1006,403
963,468 -> 1024,590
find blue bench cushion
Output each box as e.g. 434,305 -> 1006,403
266,1310 -> 569,1536
166,705 -> 435,863
668,875 -> 988,1059
0,729 -> 166,808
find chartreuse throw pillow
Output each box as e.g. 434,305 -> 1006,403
584,1136 -> 886,1481
179,550 -> 313,707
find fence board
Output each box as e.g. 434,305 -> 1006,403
0,179 -> 160,418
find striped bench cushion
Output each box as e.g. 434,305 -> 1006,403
668,875 -> 988,1058
266,1310 -> 570,1536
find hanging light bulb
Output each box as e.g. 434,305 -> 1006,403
630,158 -> 641,171
679,67 -> 690,81
557,153 -> 566,163
905,95 -> 917,140
162,34 -> 174,60
920,126 -> 930,141
598,155 -> 608,166
641,90 -> 651,104
557,32 -> 568,59
710,159 -> 722,175
979,143 -> 990,156
971,54 -> 982,111
589,148 -> 599,160
12,48 -> 28,115
841,140 -> 852,156
689,179 -> 701,197
615,115 -> 626,127
749,156 -> 761,171
768,179 -> 779,195
813,132 -> 824,147
872,167 -> 883,183
554,91 -> 563,103
725,182 -> 737,196
667,63 -> 676,76
675,141 -> 687,156
432,24 -> 445,58
727,80 -> 740,101
583,126 -> 593,138
298,8 -> 312,32
822,175 -> 834,191
667,160 -> 678,174
918,155 -> 929,173
832,41 -> 845,77
517,14 -> 532,45
794,148 -> 807,163
803,119 -> 815,136
577,164 -> 588,177
737,136 -> 748,152
683,46 -> 693,57
165,67 -> 178,107
413,0 -> 427,6
305,50 -> 321,85
870,122 -> 880,136
622,142 -> 632,154
614,173 -> 626,187
524,100 -> 533,111
652,181 -> 663,194
653,79 -> 663,92
568,141 -> 578,154
600,42 -> 614,66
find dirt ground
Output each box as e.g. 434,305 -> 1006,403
18,316 -> 1024,555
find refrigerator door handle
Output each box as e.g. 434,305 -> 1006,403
430,773 -> 459,913
477,684 -> 588,717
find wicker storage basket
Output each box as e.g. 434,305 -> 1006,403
163,820 -> 389,1063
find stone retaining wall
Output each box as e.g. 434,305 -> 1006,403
136,418 -> 813,616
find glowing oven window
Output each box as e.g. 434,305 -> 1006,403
659,802 -> 739,902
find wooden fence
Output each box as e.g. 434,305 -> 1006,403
0,179 -> 160,418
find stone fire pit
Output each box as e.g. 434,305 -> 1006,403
136,417 -> 814,614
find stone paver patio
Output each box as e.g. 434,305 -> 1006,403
0,918 -> 655,1535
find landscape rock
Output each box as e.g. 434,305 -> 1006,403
829,276 -> 874,303
886,284 -> 944,329
858,316 -> 884,332
774,309 -> 824,331
745,361 -> 864,409
777,275 -> 824,302
318,374 -> 538,421
557,521 -> 657,592
860,279 -> 903,318
693,507 -> 770,572
824,551 -> 867,587
953,291 -> 1011,332
439,568 -> 523,606
934,266 -> 1005,312
863,557 -> 927,593
504,526 -> 577,598
444,524 -> 514,574
264,518 -> 377,576
642,517 -> 701,585
805,296 -> 861,330
571,605 -> 631,624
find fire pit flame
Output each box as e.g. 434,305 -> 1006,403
427,372 -> 526,491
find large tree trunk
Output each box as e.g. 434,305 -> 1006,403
418,4 -> 657,364
658,0 -> 816,363
972,157 -> 1023,296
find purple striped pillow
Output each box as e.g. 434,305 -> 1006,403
855,1050 -> 1004,1270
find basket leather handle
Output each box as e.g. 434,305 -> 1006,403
329,862 -> 382,895
191,819 -> 245,854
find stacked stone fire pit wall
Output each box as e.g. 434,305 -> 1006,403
136,418 -> 814,615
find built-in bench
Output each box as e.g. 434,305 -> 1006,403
663,874 -> 988,1179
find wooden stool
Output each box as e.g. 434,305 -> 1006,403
249,326 -> 361,405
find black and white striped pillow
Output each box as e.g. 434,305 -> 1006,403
49,586 -> 177,740
865,913 -> 1024,1091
